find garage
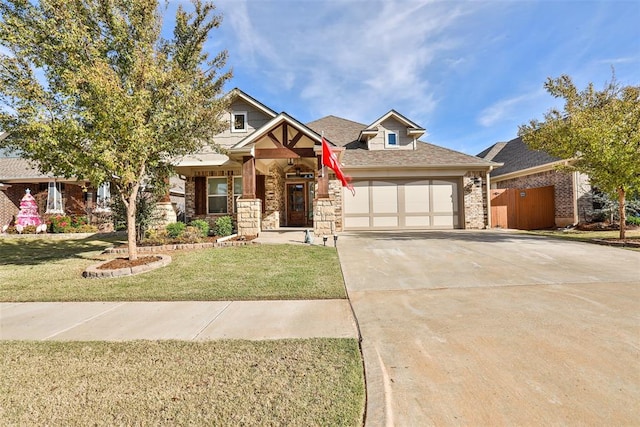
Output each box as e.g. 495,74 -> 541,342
343,179 -> 461,230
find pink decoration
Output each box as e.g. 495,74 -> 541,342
16,189 -> 43,227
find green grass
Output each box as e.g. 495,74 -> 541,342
0,339 -> 365,426
0,236 -> 347,301
525,228 -> 640,241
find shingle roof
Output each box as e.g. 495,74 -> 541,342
479,137 -> 560,177
307,115 -> 496,168
342,140 -> 497,168
306,115 -> 366,147
0,157 -> 53,180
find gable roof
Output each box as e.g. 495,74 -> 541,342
231,112 -> 325,152
226,88 -> 278,119
479,137 -> 560,177
358,110 -> 426,142
306,115 -> 366,147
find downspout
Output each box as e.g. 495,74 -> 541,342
572,170 -> 579,225
486,167 -> 493,229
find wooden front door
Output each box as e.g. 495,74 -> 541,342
287,183 -> 307,226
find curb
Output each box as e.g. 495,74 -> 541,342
83,254 -> 172,278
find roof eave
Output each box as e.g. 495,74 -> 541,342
491,159 -> 574,181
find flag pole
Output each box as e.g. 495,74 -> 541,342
321,131 -> 325,178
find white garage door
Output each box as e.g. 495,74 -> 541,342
343,179 -> 460,230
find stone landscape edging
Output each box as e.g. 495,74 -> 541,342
83,254 -> 172,279
103,239 -> 257,254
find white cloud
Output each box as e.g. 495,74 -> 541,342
214,0 -> 475,124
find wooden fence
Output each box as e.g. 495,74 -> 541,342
490,186 -> 555,230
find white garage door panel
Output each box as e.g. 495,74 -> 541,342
344,178 -> 461,230
404,181 -> 430,212
405,216 -> 431,227
345,182 -> 370,214
345,217 -> 370,228
432,181 -> 458,212
373,216 -> 398,227
371,182 -> 398,213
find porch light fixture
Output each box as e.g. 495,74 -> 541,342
287,158 -> 294,166
473,177 -> 482,186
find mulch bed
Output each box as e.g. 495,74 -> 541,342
98,256 -> 161,270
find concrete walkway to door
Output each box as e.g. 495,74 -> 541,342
337,230 -> 640,426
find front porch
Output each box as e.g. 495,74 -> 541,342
179,118 -> 343,237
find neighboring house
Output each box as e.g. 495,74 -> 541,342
174,88 -> 500,236
0,157 -> 110,226
478,136 -> 593,227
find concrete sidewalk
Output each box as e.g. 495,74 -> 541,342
0,300 -> 358,341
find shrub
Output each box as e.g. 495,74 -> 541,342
627,216 -> 640,226
49,215 -> 73,233
166,222 -> 186,238
214,215 -> 233,237
178,226 -> 205,243
189,219 -> 210,237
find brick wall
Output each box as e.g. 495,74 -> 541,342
1,182 -> 88,226
463,171 -> 487,229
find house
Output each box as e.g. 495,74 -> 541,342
173,89 -> 500,236
0,156 -> 186,229
0,157 -> 99,226
478,136 -> 593,228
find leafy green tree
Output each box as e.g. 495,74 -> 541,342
0,0 -> 231,260
519,74 -> 640,239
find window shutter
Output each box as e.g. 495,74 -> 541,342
256,175 -> 266,213
195,177 -> 206,215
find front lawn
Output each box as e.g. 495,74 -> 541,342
525,228 -> 640,251
0,339 -> 365,426
0,236 -> 347,301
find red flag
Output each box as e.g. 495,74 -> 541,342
322,137 -> 355,196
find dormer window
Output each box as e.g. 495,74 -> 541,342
232,111 -> 247,133
385,130 -> 399,148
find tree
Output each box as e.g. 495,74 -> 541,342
519,74 -> 640,239
0,0 -> 231,260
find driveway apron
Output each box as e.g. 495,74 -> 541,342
338,230 -> 640,426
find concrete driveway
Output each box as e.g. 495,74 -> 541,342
338,230 -> 640,426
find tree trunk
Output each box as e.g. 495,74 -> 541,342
617,187 -> 626,240
125,185 -> 140,261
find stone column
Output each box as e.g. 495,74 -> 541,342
236,198 -> 261,237
313,198 -> 335,237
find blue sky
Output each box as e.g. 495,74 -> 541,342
176,0 -> 638,155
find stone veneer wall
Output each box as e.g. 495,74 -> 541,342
312,177 -> 343,236
496,170 -> 590,226
236,198 -> 261,236
262,163 -> 285,229
313,198 -> 335,237
575,172 -> 594,223
463,171 -> 487,229
329,179 -> 343,232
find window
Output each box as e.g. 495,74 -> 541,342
94,182 -> 111,211
385,130 -> 399,148
233,176 -> 242,212
46,181 -> 64,213
207,177 -> 228,214
231,111 -> 247,132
